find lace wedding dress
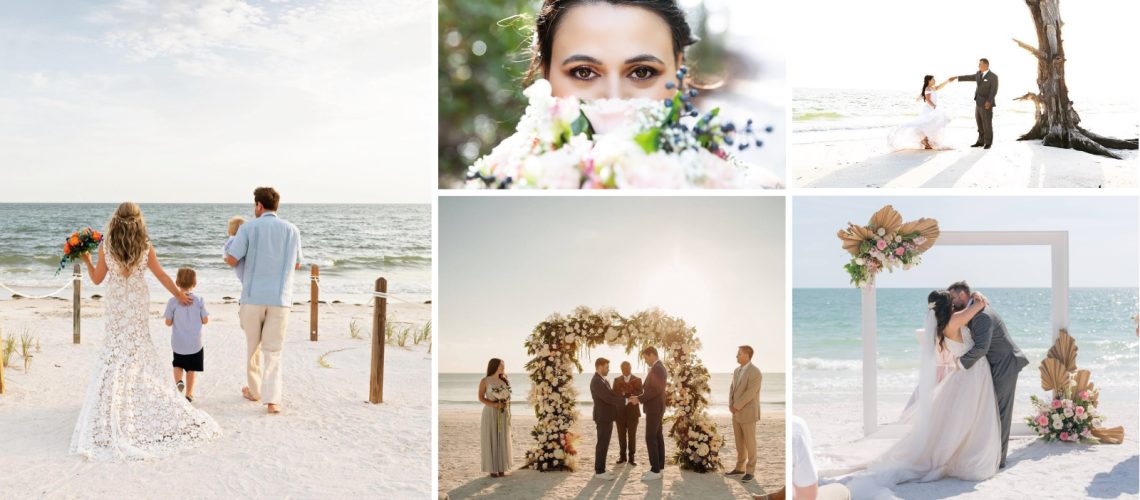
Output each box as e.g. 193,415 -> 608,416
70,241 -> 221,461
848,320 -> 1001,496
888,89 -> 952,150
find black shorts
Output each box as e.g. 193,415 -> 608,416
172,348 -> 204,372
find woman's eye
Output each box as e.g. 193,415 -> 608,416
570,66 -> 597,80
628,66 -> 658,80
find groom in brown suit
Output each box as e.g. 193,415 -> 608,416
726,345 -> 763,483
612,361 -> 642,466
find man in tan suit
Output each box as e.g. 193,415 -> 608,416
726,345 -> 762,483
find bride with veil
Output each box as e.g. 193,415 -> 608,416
846,289 -> 1001,495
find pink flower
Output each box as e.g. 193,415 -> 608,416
1059,432 -> 1069,441
1036,415 -> 1049,426
1081,429 -> 1092,438
1062,399 -> 1073,408
895,247 -> 906,256
1051,399 -> 1063,409
1075,406 -> 1085,416
1078,391 -> 1090,400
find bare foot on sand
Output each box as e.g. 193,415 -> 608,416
242,387 -> 259,402
267,403 -> 281,414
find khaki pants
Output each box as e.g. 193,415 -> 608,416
239,304 -> 290,405
733,419 -> 758,474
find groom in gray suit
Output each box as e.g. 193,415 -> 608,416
953,58 -> 999,149
949,281 -> 1029,468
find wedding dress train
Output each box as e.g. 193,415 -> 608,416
888,90 -> 951,150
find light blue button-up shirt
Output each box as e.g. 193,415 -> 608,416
225,212 -> 303,307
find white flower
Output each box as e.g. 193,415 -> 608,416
876,228 -> 885,236
855,258 -> 865,266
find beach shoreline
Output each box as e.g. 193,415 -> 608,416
438,408 -> 785,499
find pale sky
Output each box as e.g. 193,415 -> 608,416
793,197 -> 1140,289
790,0 -> 1139,98
0,0 -> 433,203
439,196 -> 786,374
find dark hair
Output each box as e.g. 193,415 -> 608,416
485,358 -> 510,387
620,361 -> 631,370
738,345 -> 754,360
525,0 -> 698,83
979,58 -> 989,66
253,187 -> 280,211
921,75 -> 934,101
640,346 -> 659,358
595,357 -> 610,369
948,281 -> 971,295
175,268 -> 196,290
928,290 -> 954,351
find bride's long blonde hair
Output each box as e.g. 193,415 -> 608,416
106,202 -> 150,270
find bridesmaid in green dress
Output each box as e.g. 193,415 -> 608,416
479,358 -> 513,477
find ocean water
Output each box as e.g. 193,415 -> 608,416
0,204 -> 431,303
439,372 -> 785,416
793,88 -> 1138,139
793,288 -> 1139,407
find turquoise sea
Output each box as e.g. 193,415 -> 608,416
793,288 -> 1139,406
0,204 -> 431,303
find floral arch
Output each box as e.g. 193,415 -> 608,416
523,306 -> 722,473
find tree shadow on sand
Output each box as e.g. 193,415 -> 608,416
806,151 -> 939,188
446,469 -> 571,499
1086,455 -> 1139,498
918,150 -> 987,187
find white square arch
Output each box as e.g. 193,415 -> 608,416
861,230 -> 1069,436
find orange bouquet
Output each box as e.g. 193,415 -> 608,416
57,228 -> 103,274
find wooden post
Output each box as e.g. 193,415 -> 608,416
369,277 -> 387,404
310,265 -> 319,341
73,263 -> 81,344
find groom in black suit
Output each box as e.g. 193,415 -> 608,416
954,58 -> 999,149
638,347 -> 668,481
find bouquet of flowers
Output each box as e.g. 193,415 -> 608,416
57,228 -> 102,275
1026,392 -> 1102,443
837,205 -> 940,288
465,67 -> 779,189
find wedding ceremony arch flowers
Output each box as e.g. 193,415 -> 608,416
1026,330 -> 1124,444
523,306 -> 723,473
465,67 -> 779,189
57,228 -> 102,275
837,205 -> 940,288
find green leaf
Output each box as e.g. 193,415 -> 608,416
571,113 -> 592,140
634,128 -> 661,154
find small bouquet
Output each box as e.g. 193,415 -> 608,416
487,384 -> 512,435
58,228 -> 102,275
1026,392 -> 1102,443
465,67 -> 780,189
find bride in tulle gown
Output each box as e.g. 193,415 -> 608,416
888,75 -> 954,151
70,202 -> 221,461
848,289 -> 1001,495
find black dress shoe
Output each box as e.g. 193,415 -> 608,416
741,474 -> 754,482
983,144 -> 992,149
970,143 -> 984,148
629,461 -> 637,466
616,458 -> 626,465
725,469 -> 745,476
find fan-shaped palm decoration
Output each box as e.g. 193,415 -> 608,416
1029,328 -> 1124,444
838,205 -> 940,288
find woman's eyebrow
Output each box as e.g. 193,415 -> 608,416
625,54 -> 664,65
561,54 -> 603,65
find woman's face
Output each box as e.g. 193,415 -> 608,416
547,3 -> 678,100
496,361 -> 505,375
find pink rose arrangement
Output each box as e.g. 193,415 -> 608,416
1026,390 -> 1105,443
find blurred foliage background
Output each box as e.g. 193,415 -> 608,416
438,0 -> 735,187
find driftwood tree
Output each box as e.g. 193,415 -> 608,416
1013,0 -> 1138,158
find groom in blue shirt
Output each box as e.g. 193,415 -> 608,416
225,186 -> 303,414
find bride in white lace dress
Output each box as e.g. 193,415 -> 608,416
70,202 -> 221,461
848,290 -> 1001,495
888,75 -> 954,151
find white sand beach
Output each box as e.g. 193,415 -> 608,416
438,409 -> 784,499
798,394 -> 1139,499
0,297 -> 432,498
